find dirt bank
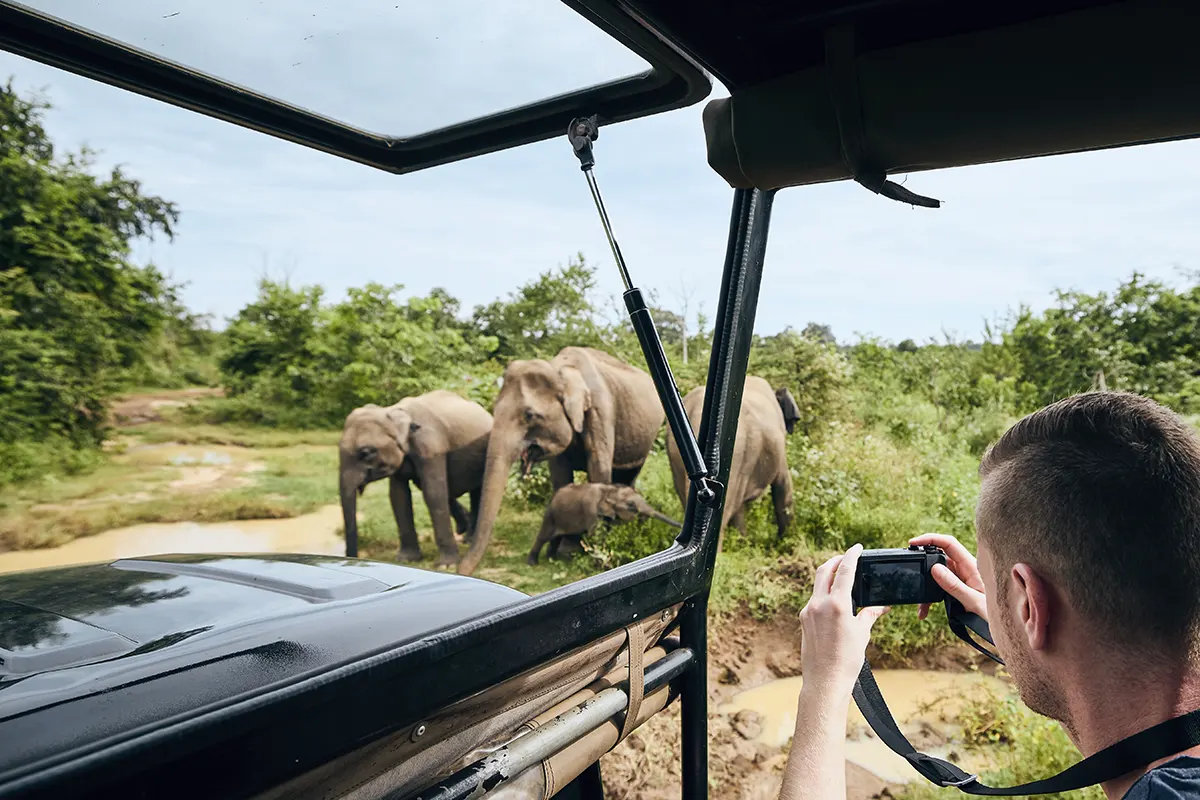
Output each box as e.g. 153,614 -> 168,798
109,387 -> 223,426
602,610 -> 998,800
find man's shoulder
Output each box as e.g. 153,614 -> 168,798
1124,757 -> 1200,799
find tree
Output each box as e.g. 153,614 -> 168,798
470,254 -> 605,360
0,80 -> 178,446
802,322 -> 836,345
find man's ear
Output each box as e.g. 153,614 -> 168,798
1013,563 -> 1053,652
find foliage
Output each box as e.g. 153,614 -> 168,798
1001,272 -> 1200,412
901,683 -> 1103,800
470,253 -> 607,360
749,327 -> 849,438
215,280 -> 500,427
0,81 -> 179,452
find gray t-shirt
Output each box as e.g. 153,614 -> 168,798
1123,757 -> 1200,799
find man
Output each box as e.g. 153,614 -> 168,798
779,392 -> 1200,799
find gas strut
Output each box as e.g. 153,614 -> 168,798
567,115 -> 720,508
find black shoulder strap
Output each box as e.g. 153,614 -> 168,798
852,601 -> 1200,794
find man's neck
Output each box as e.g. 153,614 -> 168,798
1063,657 -> 1200,799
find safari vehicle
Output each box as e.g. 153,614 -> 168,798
0,1 -> 1193,798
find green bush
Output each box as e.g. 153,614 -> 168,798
0,437 -> 104,493
901,683 -> 1102,800
0,81 -> 179,448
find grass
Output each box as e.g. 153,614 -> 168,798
900,682 -> 1102,800
0,424 -> 338,551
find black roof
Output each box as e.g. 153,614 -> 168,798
8,0 -> 1188,183
624,0 -> 1123,90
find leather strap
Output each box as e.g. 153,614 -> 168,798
824,24 -> 941,208
619,624 -> 646,743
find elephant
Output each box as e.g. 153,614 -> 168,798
458,346 -> 666,576
339,390 -> 492,566
666,377 -> 797,548
776,387 -> 802,434
527,483 -> 681,565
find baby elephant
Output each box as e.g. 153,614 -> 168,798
527,483 -> 681,565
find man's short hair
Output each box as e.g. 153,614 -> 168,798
978,392 -> 1200,657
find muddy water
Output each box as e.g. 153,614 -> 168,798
719,670 -> 1005,784
0,505 -> 345,574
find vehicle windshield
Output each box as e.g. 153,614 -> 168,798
16,0 -> 652,134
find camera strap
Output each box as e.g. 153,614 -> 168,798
852,598 -> 1200,794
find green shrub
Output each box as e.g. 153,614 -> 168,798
0,437 -> 104,493
901,683 -> 1102,800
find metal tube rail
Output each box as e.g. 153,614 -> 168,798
405,647 -> 695,800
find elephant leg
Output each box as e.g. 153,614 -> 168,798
527,513 -> 557,566
612,465 -> 642,487
389,477 -> 422,562
549,457 -> 575,491
729,507 -> 746,532
771,476 -> 794,541
464,487 -> 481,542
450,498 -> 470,536
418,457 -> 460,568
554,535 -> 584,559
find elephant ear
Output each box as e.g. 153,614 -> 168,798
613,487 -> 641,520
597,486 -> 621,520
776,388 -> 801,430
385,407 -> 420,452
558,365 -> 591,434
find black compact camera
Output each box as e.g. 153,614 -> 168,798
851,545 -> 948,608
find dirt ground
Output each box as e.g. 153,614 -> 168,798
109,387 -> 223,426
602,611 -> 992,800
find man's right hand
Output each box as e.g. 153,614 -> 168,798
908,533 -> 988,621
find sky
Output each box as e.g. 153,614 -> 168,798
4,0 -> 1200,344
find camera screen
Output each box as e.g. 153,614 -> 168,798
863,561 -> 925,605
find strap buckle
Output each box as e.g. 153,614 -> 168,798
906,753 -> 978,788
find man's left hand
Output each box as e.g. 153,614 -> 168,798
799,544 -> 890,702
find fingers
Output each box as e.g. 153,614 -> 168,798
931,563 -> 988,619
831,543 -> 863,597
812,554 -> 842,596
857,605 -> 890,627
909,533 -> 978,571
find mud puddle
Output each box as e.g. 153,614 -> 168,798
719,670 -> 1005,784
0,505 -> 344,574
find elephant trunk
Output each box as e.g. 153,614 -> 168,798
645,508 -> 683,529
458,433 -> 521,576
340,468 -> 360,558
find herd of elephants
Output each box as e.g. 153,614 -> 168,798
338,346 -> 803,576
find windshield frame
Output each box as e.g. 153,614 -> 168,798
0,0 -> 712,174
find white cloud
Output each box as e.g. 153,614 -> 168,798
3,3 -> 1199,343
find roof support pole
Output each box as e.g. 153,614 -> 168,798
680,186 -> 775,800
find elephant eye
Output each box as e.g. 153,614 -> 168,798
523,409 -> 542,424
357,445 -> 376,461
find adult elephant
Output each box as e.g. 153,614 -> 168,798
339,390 -> 492,566
666,377 -> 796,546
457,346 -> 665,576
